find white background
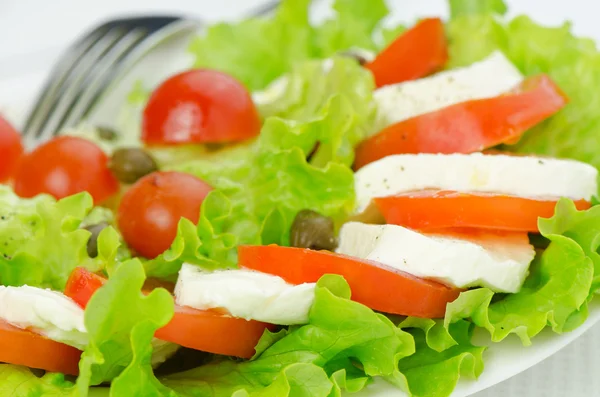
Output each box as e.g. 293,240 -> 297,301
2,0 -> 600,396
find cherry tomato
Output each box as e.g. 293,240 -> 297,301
375,190 -> 592,232
66,267 -> 271,358
354,74 -> 567,169
366,18 -> 448,88
142,69 -> 261,145
0,115 -> 24,182
13,136 -> 119,203
239,245 -> 462,318
118,171 -> 212,258
0,319 -> 82,375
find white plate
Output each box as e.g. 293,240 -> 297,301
1,2 -> 600,396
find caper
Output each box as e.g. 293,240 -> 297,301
84,222 -> 109,258
339,50 -> 368,66
109,148 -> 158,184
96,125 -> 118,141
290,209 -> 337,251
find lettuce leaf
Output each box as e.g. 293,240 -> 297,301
0,186 -> 118,290
448,0 -> 507,18
446,2 -> 600,172
394,321 -> 485,397
161,275 -> 414,396
148,89 -> 360,277
189,0 -> 387,91
445,199 -> 596,345
76,258 -> 175,395
0,365 -> 74,396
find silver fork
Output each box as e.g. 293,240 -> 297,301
22,2 -> 280,146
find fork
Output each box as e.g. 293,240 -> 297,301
21,2 -> 280,146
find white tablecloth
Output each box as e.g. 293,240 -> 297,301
1,1 -> 600,396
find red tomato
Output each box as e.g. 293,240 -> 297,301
366,18 -> 448,88
239,245 -> 461,318
375,190 -> 592,233
0,115 -> 24,182
118,171 -> 212,258
13,136 -> 119,203
0,319 -> 81,375
354,74 -> 568,169
142,69 -> 261,145
65,267 -> 271,358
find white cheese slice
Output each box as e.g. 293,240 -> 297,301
337,222 -> 535,293
175,264 -> 316,325
373,51 -> 523,129
354,153 -> 598,214
0,285 -> 87,349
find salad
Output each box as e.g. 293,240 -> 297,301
0,0 -> 600,396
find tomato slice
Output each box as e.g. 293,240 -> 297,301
0,115 -> 24,182
354,74 -> 567,169
374,190 -> 592,232
65,268 -> 270,358
238,245 -> 461,318
366,18 -> 448,88
0,319 -> 81,375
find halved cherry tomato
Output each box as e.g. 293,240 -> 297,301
65,267 -> 271,358
0,319 -> 81,375
13,136 -> 119,203
354,74 -> 567,169
142,69 -> 261,145
375,190 -> 592,232
118,171 -> 212,258
239,245 -> 461,318
366,18 -> 448,88
0,115 -> 24,182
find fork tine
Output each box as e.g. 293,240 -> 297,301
60,28 -> 150,130
32,28 -> 128,144
21,26 -> 109,141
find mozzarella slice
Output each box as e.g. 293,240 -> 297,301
373,51 -> 523,129
337,222 -> 535,293
175,264 -> 316,325
0,286 -> 87,349
354,153 -> 598,214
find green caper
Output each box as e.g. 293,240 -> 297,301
84,222 -> 109,258
96,125 -> 118,141
339,50 -> 368,66
290,209 -> 337,251
109,148 -> 158,184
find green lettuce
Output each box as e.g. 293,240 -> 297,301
445,199 -> 597,345
446,0 -> 600,172
189,0 -> 387,91
161,275 -> 414,397
0,365 -> 74,396
394,321 -> 485,397
148,88 -> 363,277
0,187 -> 121,290
76,259 -> 175,395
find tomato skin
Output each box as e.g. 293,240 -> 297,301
142,69 -> 261,145
375,190 -> 592,232
13,136 -> 119,203
0,319 -> 81,375
366,18 -> 447,88
0,115 -> 24,182
155,306 -> 270,359
118,171 -> 212,258
354,74 -> 567,169
65,267 -> 271,358
239,245 -> 461,318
